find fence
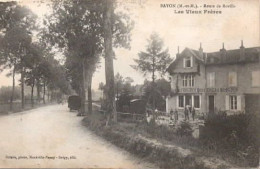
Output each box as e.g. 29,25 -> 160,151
117,112 -> 145,121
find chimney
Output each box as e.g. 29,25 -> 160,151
199,42 -> 203,59
239,40 -> 245,61
204,53 -> 208,63
176,46 -> 180,59
220,42 -> 227,62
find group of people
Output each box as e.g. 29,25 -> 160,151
170,105 -> 196,122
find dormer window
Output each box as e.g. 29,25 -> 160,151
184,57 -> 193,68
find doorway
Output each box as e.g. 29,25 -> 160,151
208,95 -> 215,114
185,95 -> 192,107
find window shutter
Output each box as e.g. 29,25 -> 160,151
234,72 -> 237,87
166,97 -> 169,112
183,58 -> 186,68
191,56 -> 193,67
176,96 -> 179,108
207,73 -> 210,87
199,95 -> 201,109
237,95 -> 241,111
225,95 -> 229,110
191,95 -> 194,108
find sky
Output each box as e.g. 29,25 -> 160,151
0,0 -> 259,90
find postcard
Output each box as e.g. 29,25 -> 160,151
0,0 -> 259,168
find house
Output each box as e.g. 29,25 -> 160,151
166,42 -> 260,115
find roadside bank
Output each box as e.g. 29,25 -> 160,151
82,113 -> 236,169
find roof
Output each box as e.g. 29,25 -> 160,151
167,46 -> 260,73
166,48 -> 204,73
205,47 -> 260,65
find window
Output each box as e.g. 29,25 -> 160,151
207,72 -> 215,87
194,95 -> 200,108
230,96 -> 237,110
183,75 -> 194,87
191,75 -> 195,86
183,76 -> 187,87
188,75 -> 194,87
252,71 -> 260,87
184,57 -> 193,68
178,95 -> 184,108
228,72 -> 237,87
226,95 -> 242,111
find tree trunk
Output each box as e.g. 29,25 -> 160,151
47,90 -> 50,102
43,80 -> 46,104
79,59 -> 86,115
31,81 -> 35,108
36,79 -> 40,104
10,66 -> 15,111
51,90 -> 53,102
152,54 -> 155,114
87,73 -> 93,114
104,0 -> 116,123
21,66 -> 25,109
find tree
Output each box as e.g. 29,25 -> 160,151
103,0 -> 134,122
0,3 -> 36,110
43,0 -> 104,114
132,32 -> 171,112
43,0 -> 133,118
114,73 -> 134,100
114,73 -> 124,100
103,0 -> 116,122
24,42 -> 44,107
142,78 -> 171,111
1,27 -> 33,110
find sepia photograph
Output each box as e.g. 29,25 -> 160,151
0,0 -> 259,168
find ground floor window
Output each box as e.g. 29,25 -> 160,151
194,95 -> 200,108
230,95 -> 237,110
177,95 -> 200,109
178,95 -> 184,108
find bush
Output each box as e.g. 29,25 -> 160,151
176,121 -> 193,137
0,86 -> 20,103
203,113 -> 259,146
202,113 -> 260,167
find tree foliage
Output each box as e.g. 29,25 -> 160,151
132,32 -> 171,111
142,78 -> 170,111
132,32 -> 171,79
0,2 -> 37,110
114,72 -> 135,98
42,0 -> 134,116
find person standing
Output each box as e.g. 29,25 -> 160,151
191,107 -> 196,121
170,109 -> 174,120
186,105 -> 190,120
184,106 -> 188,120
174,109 -> 178,122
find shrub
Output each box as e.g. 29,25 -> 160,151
0,86 -> 20,103
202,113 -> 260,167
203,113 -> 258,146
176,121 -> 193,137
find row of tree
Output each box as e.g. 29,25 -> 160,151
0,2 -> 70,110
1,1 -> 172,121
42,0 -> 134,123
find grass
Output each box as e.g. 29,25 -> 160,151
83,111 -> 259,168
0,102 -> 50,115
82,113 -> 211,169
